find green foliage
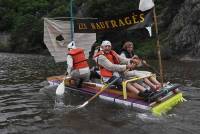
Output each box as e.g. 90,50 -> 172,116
86,0 -> 138,18
49,5 -> 69,17
0,0 -> 16,31
135,38 -> 156,58
0,0 -> 161,55
0,0 -> 70,53
10,14 -> 43,52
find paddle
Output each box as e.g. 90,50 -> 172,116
76,77 -> 120,109
55,72 -> 68,95
55,79 -> 65,95
141,60 -> 160,76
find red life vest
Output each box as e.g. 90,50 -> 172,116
94,50 -> 120,77
68,48 -> 89,69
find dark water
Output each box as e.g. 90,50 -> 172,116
0,53 -> 200,134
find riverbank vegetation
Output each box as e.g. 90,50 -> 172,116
0,0 -> 71,53
0,0 -> 160,55
1,0 -> 199,60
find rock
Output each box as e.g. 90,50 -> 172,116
165,0 -> 200,58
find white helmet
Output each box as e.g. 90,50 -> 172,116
67,41 -> 76,49
101,40 -> 111,47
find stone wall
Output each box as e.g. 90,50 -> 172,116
0,32 -> 11,51
0,32 -> 10,45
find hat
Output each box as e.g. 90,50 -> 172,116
67,41 -> 76,49
101,40 -> 111,47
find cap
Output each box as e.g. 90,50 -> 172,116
67,41 -> 76,49
101,40 -> 111,47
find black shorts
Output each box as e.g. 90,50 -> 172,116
106,76 -> 123,89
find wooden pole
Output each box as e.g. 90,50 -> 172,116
70,0 -> 74,41
152,4 -> 164,86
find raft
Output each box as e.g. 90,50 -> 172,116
47,75 -> 185,116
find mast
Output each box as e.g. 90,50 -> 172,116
70,0 -> 74,41
152,0 -> 164,86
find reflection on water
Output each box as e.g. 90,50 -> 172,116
0,52 -> 200,134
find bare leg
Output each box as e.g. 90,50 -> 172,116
149,77 -> 161,85
144,78 -> 157,90
126,83 -> 140,94
149,77 -> 161,90
132,82 -> 146,92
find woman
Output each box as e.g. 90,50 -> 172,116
120,41 -> 137,58
120,41 -> 161,91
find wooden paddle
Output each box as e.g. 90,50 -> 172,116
141,60 -> 160,76
76,77 -> 120,109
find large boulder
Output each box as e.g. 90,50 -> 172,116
166,0 -> 200,59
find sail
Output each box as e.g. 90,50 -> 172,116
44,18 -> 96,62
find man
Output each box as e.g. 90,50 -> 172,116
93,40 -> 154,100
66,41 -> 90,87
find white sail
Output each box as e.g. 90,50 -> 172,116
44,18 -> 96,62
74,33 -> 96,57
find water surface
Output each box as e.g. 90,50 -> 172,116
0,53 -> 200,134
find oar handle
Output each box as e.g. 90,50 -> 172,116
92,65 -> 131,100
85,77 -> 120,103
124,69 -> 129,74
141,60 -> 160,76
125,62 -> 137,73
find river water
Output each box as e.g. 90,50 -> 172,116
0,52 -> 200,134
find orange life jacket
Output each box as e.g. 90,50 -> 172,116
94,50 -> 120,77
68,48 -> 89,69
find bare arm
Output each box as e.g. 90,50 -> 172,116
97,55 -> 127,72
66,55 -> 73,76
117,54 -> 131,64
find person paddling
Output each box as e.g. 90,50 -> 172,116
66,41 -> 90,87
120,41 -> 161,91
93,40 -> 155,101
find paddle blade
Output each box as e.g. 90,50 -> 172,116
56,81 -> 65,95
76,101 -> 88,109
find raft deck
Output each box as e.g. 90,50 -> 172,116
47,75 -> 185,116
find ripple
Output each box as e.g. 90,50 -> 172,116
1,53 -> 200,134
136,113 -> 164,122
